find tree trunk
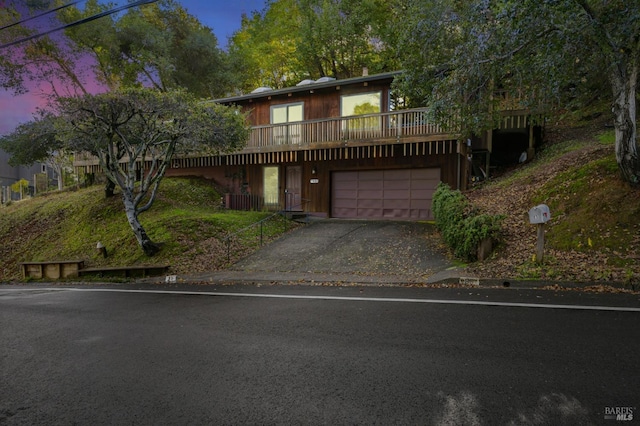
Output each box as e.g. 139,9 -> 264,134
123,196 -> 160,256
54,163 -> 64,191
611,63 -> 640,186
105,179 -> 115,198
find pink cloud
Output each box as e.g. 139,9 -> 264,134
0,90 -> 46,135
0,74 -> 107,136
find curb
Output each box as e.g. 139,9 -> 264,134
137,270 -> 639,292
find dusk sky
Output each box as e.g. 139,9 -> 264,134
0,0 -> 267,136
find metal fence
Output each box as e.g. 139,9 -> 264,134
222,198 -> 310,264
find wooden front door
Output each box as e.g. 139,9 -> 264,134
285,166 -> 302,211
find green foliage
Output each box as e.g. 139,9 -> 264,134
0,3 -> 30,94
48,87 -> 249,255
597,130 -> 615,145
432,183 -> 504,261
10,179 -> 29,195
393,0 -> 640,183
0,112 -> 63,164
393,0 -> 632,130
4,0 -> 233,99
228,0 -> 398,90
296,0 -> 396,79
227,0 -> 303,92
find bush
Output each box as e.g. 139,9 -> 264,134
432,183 -> 504,261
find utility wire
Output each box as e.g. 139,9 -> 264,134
0,1 -> 82,32
0,0 -> 158,49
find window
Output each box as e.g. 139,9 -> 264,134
263,166 -> 279,207
340,92 -> 381,132
341,92 -> 381,117
271,103 -> 303,145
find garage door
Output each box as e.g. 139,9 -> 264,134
331,168 -> 440,220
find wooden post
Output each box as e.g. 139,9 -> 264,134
485,129 -> 492,178
536,223 -> 545,263
527,118 -> 536,161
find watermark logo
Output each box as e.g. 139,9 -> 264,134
604,406 -> 635,421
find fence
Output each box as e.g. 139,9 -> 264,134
224,193 -> 264,211
223,211 -> 289,264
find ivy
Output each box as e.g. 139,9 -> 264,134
432,183 -> 504,261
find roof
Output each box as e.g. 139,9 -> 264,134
213,71 -> 403,104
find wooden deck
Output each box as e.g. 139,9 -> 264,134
240,107 -> 456,153
73,107 -> 533,172
74,108 -> 458,169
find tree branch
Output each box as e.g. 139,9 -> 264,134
476,27 -> 559,65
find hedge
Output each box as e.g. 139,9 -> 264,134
432,182 -> 504,261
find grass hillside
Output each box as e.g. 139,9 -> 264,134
0,177 -> 296,281
466,118 -> 640,285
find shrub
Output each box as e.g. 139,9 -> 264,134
432,183 -> 504,261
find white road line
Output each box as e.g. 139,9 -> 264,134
2,287 -> 640,312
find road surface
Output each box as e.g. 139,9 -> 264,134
1,284 -> 639,425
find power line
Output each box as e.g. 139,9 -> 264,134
0,0 -> 158,49
0,1 -> 82,32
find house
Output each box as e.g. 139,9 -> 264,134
74,70 -> 539,220
0,149 -> 55,203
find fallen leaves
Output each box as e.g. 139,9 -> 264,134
464,120 -> 640,286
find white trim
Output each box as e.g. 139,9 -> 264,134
6,288 -> 640,313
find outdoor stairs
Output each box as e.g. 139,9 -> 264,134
282,211 -> 311,223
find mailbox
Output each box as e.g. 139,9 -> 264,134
528,204 -> 551,224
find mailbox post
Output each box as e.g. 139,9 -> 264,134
528,204 -> 551,263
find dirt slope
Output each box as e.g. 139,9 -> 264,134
464,120 -> 640,285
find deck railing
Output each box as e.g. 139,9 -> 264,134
246,107 -> 452,151
74,108 -> 457,169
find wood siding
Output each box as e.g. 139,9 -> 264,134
242,81 -> 392,126
217,141 -> 462,215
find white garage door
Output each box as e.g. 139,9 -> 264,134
331,168 -> 440,220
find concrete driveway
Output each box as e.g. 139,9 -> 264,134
210,219 -> 459,285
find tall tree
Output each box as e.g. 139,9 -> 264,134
2,0 -> 232,99
0,112 -> 70,190
53,88 -> 249,255
296,0 -> 394,80
393,0 -> 640,185
54,0 -> 232,98
0,3 -> 31,94
228,0 -> 398,90
228,0 -> 303,91
3,0 -> 236,197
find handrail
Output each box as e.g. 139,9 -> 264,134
223,198 -> 311,264
245,107 -> 455,150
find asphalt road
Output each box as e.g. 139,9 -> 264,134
1,284 -> 639,425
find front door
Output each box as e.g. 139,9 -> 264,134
285,166 -> 302,211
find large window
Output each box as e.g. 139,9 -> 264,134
340,92 -> 381,132
263,166 -> 279,207
271,103 -> 303,145
341,92 -> 381,116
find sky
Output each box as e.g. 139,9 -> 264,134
0,0 -> 267,136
